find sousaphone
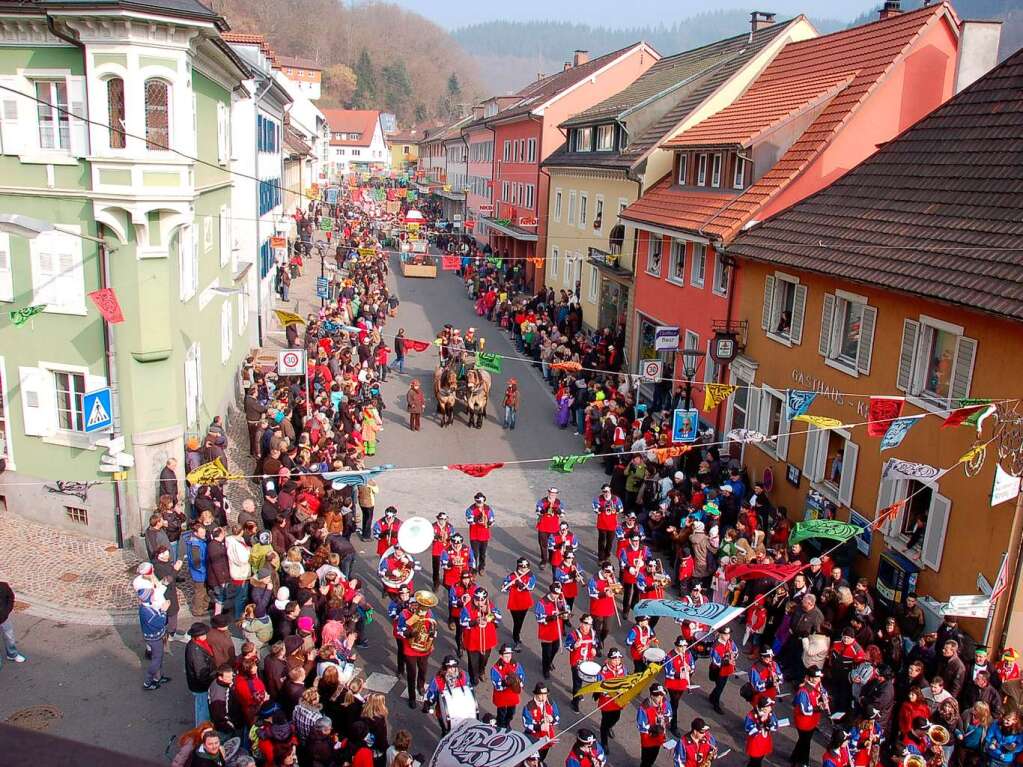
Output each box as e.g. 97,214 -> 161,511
398,516 -> 435,554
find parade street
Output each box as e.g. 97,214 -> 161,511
0,253 -> 828,767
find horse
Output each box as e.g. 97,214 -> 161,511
433,367 -> 457,427
463,368 -> 491,429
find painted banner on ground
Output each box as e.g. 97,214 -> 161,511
632,599 -> 742,630
789,519 -> 862,545
428,719 -> 547,767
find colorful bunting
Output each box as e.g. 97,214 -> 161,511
274,309 -> 305,327
786,390 -> 818,421
703,383 -> 737,412
875,500 -> 905,528
793,415 -> 844,429
549,454 -> 593,473
883,457 -> 946,483
632,600 -> 742,630
959,398 -> 995,429
957,444 -> 986,466
404,338 -> 431,353
992,464 -> 1022,507
476,352 -> 502,374
789,519 -> 863,545
446,462 -> 505,478
9,304 -> 46,327
724,562 -> 804,582
726,429 -> 773,444
186,458 -> 240,486
441,255 -> 460,270
868,396 -> 905,437
88,288 -> 125,324
577,663 -> 661,706
551,361 -> 582,373
880,415 -> 924,451
943,404 -> 992,429
322,464 -> 394,490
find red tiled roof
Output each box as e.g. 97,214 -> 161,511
222,32 -> 281,69
625,3 -> 957,242
323,109 -> 380,147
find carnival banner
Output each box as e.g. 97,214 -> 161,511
446,463 -> 505,478
186,458 -> 237,486
793,415 -> 844,429
882,457 -> 947,484
943,404 -> 992,429
875,500 -> 906,528
958,398 -> 996,429
786,390 -> 818,421
273,309 -> 305,327
726,429 -> 773,444
551,361 -> 582,373
9,304 -> 46,327
992,464 -> 1022,507
549,454 -> 593,473
442,255 -> 460,270
322,464 -> 394,490
703,384 -> 737,412
632,599 -> 742,629
405,338 -> 432,353
867,396 -> 905,437
577,662 -> 663,707
428,719 -> 547,767
88,288 -> 125,324
476,352 -> 501,374
789,519 -> 862,545
941,594 -> 992,619
879,415 -> 924,451
724,562 -> 805,582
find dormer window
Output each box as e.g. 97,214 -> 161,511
677,153 -> 688,185
575,127 -> 592,152
733,156 -> 747,189
696,154 -> 707,186
711,153 -> 722,187
595,124 -> 614,151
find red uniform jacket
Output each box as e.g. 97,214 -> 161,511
594,496 -> 622,532
596,662 -> 626,712
619,545 -> 647,585
432,522 -> 454,557
442,544 -> 472,587
503,571 -> 536,612
535,498 -> 563,534
535,597 -> 565,644
374,518 -> 400,556
491,658 -> 524,708
467,504 -> 494,542
461,603 -> 499,653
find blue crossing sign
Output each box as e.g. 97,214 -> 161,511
316,277 -> 330,299
83,387 -> 112,433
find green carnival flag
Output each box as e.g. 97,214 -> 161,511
476,352 -> 502,374
319,217 -> 333,231
789,519 -> 862,546
550,454 -> 593,473
9,304 -> 46,327
959,397 -> 995,428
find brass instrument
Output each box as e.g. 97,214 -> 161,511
603,572 -> 624,596
928,726 -> 950,746
699,742 -> 718,767
904,756 -> 927,767
405,601 -> 438,654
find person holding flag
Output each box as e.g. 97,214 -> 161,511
637,684 -> 673,767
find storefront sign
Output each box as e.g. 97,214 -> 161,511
479,204 -> 494,216
518,215 -> 538,227
790,368 -> 869,417
654,326 -> 680,351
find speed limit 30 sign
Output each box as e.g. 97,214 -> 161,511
278,349 -> 306,376
640,359 -> 663,382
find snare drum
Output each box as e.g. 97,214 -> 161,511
643,647 -> 667,664
577,661 -> 602,683
440,686 -> 478,725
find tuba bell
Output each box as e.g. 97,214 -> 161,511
398,516 -> 435,554
928,725 -> 950,746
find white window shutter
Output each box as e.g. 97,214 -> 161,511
839,439 -> 859,507
948,336 -> 977,403
746,386 -> 760,433
179,226 -> 193,301
896,319 -> 920,392
18,366 -> 54,436
191,230 -> 200,295
921,492 -> 951,571
876,477 -> 899,535
775,410 -> 789,460
803,425 -> 821,480
221,301 -> 232,363
68,76 -> 89,157
0,76 -> 23,155
217,102 -> 227,165
761,275 -> 775,330
183,352 -> 197,427
33,248 -> 58,308
856,305 -> 877,375
0,233 -> 12,301
195,342 -> 204,413
818,293 -> 836,357
219,207 -> 230,267
789,284 -> 808,344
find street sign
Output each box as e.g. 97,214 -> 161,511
654,325 -> 680,351
316,277 -> 330,299
640,359 -> 663,383
278,349 -> 306,376
83,388 -> 112,433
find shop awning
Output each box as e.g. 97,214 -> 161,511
484,217 -> 538,242
588,247 -> 632,280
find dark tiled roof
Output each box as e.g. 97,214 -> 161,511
546,20 -> 800,172
11,0 -> 224,25
279,55 -> 321,71
488,42 -> 654,124
728,47 -> 1023,323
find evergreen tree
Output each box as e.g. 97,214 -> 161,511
414,103 -> 427,123
381,61 -> 413,121
351,48 -> 377,109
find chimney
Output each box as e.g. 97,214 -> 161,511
573,50 -> 589,67
563,62 -> 572,71
472,105 -> 483,119
750,11 -> 776,33
879,1 -> 902,20
954,20 -> 1002,93
537,72 -> 545,81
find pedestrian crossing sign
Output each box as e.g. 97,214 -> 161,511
83,387 -> 112,433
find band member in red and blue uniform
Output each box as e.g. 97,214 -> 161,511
822,729 -> 853,767
616,511 -> 646,557
431,511 -> 454,591
664,636 -> 695,737
491,643 -> 525,728
387,584 -> 413,677
639,560 -> 669,628
791,666 -> 829,767
460,586 -> 502,685
619,531 -> 650,617
536,582 -> 568,679
548,520 -> 579,570
708,626 -> 738,714
523,683 -> 559,764
849,708 -> 882,767
637,684 -> 673,767
597,648 -> 627,750
593,484 -> 623,562
535,488 -> 565,567
744,699 -> 778,767
441,532 -> 476,591
565,613 -> 601,712
627,614 -> 659,673
448,570 -> 475,650
465,492 -> 494,574
371,506 -> 401,556
588,563 -> 619,646
565,729 -> 606,767
378,545 -> 415,599
748,646 -> 782,706
503,558 -> 536,651
423,655 -> 471,734
674,718 -> 716,767
554,551 -> 585,612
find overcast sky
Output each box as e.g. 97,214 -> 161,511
384,0 -> 883,28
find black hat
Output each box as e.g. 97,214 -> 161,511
650,684 -> 665,696
806,665 -> 823,678
576,729 -> 596,744
757,699 -> 774,710
211,613 -> 231,628
829,729 -> 850,750
188,622 -> 209,637
533,683 -> 549,695
442,655 -> 459,669
500,644 -> 514,655
691,718 -> 710,733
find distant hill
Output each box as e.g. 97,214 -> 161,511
454,2 -> 1023,94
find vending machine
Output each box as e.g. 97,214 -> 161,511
875,549 -> 919,608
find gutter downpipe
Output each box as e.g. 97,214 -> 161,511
252,76 -> 273,346
533,113 -> 551,295
48,16 -> 126,548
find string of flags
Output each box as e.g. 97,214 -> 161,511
445,463 -> 504,478
549,454 -> 593,473
9,304 -> 46,327
185,457 -> 243,486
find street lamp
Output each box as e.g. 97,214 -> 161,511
679,346 -> 704,411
